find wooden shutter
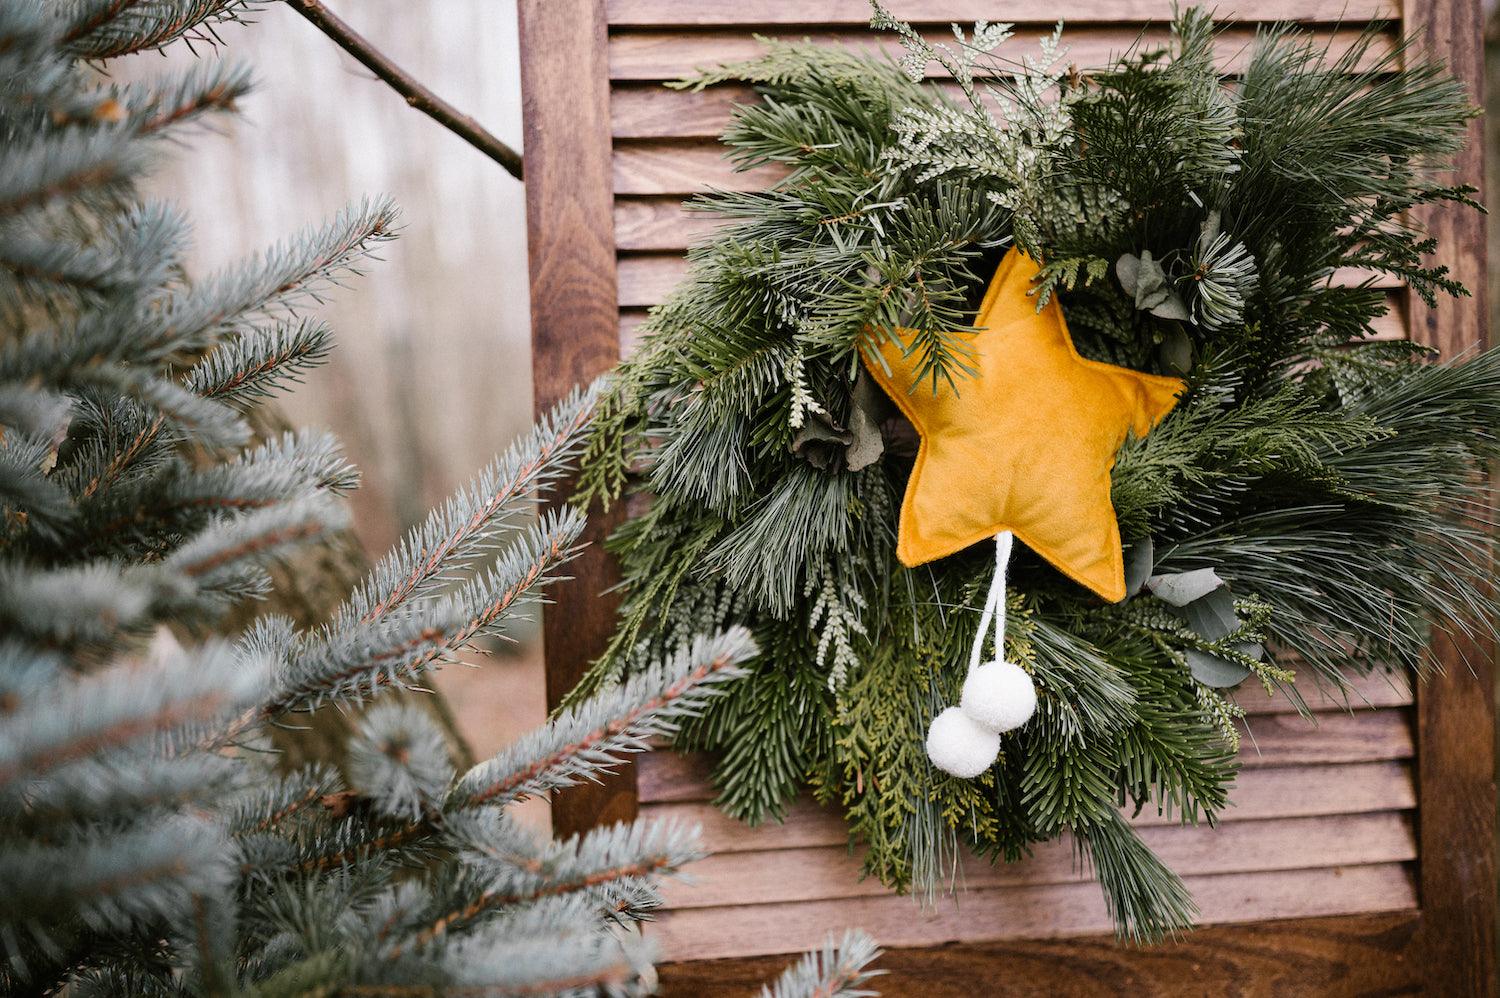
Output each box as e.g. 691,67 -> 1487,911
521,1 -> 1494,992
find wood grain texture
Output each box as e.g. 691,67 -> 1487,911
655,911 -> 1424,997
641,760 -> 1417,842
520,0 -> 636,837
659,812 -> 1415,909
647,863 -> 1417,960
608,26 -> 1394,81
615,248 -> 1409,303
1403,1 -> 1498,995
606,0 -> 1398,26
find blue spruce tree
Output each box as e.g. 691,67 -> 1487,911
0,2 -> 877,994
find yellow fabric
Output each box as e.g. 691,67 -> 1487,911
863,248 -> 1184,603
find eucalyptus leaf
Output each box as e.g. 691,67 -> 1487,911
1159,324 -> 1194,374
1179,586 -> 1239,641
844,368 -> 888,472
1146,568 -> 1224,607
1124,537 -> 1155,596
1185,648 -> 1252,688
1149,290 -> 1191,322
791,413 -> 852,471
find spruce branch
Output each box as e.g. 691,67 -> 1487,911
761,929 -> 884,998
341,385 -> 598,629
452,629 -> 756,809
283,0 -> 523,181
63,0 -> 257,59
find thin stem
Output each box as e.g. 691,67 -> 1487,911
284,0 -> 523,181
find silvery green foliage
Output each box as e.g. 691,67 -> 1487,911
0,3 -> 879,994
760,929 -> 883,998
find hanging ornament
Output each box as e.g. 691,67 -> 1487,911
925,531 -> 1039,777
862,247 -> 1185,602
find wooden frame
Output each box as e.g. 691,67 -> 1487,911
520,1 -> 1495,992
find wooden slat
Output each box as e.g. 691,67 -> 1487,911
1237,671 -> 1412,714
637,715 -> 1417,801
612,84 -> 749,140
606,0 -> 1399,27
608,26 -> 1394,82
649,863 -> 1416,960
1403,1 -> 1497,993
520,0 -> 636,838
613,141 -> 780,195
656,911 -> 1426,997
659,811 -> 1414,909
615,247 -> 1408,300
641,760 -> 1416,844
1236,709 -> 1412,767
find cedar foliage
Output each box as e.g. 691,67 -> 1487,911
0,3 -> 879,993
578,8 -> 1499,941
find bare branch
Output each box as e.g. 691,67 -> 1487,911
284,0 -> 524,181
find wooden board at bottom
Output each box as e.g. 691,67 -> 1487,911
655,910 -> 1424,997
647,862 -> 1415,961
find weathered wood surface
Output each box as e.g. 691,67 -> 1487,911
614,249 -> 1410,301
657,812 -> 1414,909
641,760 -> 1417,834
656,911 -> 1424,997
608,26 -> 1394,81
639,699 -> 1417,804
605,0 -> 1398,25
1402,1 -> 1498,996
651,863 -> 1415,961
520,0 -> 635,837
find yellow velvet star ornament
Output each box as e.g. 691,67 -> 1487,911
863,247 -> 1184,603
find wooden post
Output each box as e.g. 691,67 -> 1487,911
519,0 -> 637,837
1404,1 -> 1499,994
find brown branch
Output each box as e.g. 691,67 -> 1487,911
284,0 -> 523,181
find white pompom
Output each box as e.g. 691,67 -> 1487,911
961,660 -> 1037,733
926,706 -> 1000,778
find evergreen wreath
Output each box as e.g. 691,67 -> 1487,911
575,6 -> 1500,940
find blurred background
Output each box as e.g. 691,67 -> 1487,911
118,1 -> 543,783
109,1 -> 1500,828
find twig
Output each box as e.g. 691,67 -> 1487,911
284,0 -> 523,181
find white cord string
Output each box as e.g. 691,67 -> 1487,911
967,531 -> 1013,673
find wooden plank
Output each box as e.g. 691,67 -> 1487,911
1236,709 -> 1412,767
606,0 -> 1399,27
608,26 -> 1394,82
1404,1 -> 1497,994
615,247 -> 1409,300
613,81 -> 1049,140
660,812 -> 1415,909
520,0 -> 637,838
612,84 -> 748,140
617,263 -> 1405,339
648,862 -> 1416,960
613,141 -> 782,195
655,910 -> 1425,998
618,307 -> 650,354
641,759 -> 1416,846
636,720 -> 1416,798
